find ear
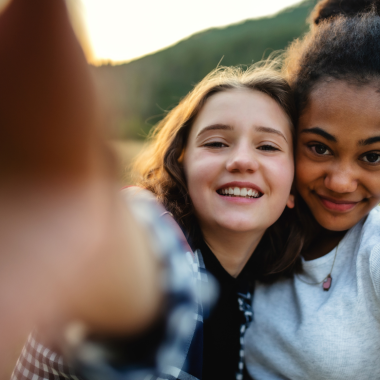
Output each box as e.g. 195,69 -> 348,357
286,194 -> 295,209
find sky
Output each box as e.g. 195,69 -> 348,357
74,0 -> 303,65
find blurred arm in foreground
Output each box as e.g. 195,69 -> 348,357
0,0 -> 164,369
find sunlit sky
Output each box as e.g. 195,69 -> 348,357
74,0 -> 303,65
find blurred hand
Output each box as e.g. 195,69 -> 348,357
0,0 -> 161,365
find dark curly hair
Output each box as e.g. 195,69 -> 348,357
284,0 -> 380,116
311,0 -> 380,25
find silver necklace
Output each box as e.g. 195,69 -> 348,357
297,243 -> 339,291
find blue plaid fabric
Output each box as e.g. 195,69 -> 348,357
12,192 -> 216,380
236,292 -> 253,380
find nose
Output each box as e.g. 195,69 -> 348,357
324,161 -> 358,194
225,143 -> 259,173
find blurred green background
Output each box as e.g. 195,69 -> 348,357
93,0 -> 317,141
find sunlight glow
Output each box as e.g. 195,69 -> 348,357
79,0 -> 304,65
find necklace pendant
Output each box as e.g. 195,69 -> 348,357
323,274 -> 332,291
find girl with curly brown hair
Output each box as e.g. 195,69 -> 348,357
131,62 -> 300,380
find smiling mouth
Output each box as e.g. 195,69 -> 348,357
217,186 -> 263,199
317,194 -> 359,212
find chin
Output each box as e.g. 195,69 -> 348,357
313,212 -> 357,232
218,219 -> 262,233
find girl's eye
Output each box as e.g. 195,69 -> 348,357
361,152 -> 380,164
204,141 -> 227,148
258,144 -> 279,151
309,143 -> 331,156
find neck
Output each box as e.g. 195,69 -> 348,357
201,225 -> 264,278
303,225 -> 347,261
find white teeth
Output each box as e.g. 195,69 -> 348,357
219,186 -> 261,198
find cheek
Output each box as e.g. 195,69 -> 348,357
295,163 -> 311,192
266,156 -> 294,191
295,151 -> 320,193
361,172 -> 380,199
261,156 -> 294,215
185,154 -> 217,187
183,151 -> 220,209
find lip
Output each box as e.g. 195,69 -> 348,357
216,181 -> 264,194
217,192 -> 262,204
316,194 -> 360,212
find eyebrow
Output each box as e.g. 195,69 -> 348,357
196,124 -> 234,138
301,127 -> 380,146
255,126 -> 287,142
358,136 -> 380,146
300,127 -> 337,142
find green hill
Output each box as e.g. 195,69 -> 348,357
93,0 -> 317,139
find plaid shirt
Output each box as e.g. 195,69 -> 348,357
12,191 -> 216,380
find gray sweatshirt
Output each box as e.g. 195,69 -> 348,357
245,206 -> 380,380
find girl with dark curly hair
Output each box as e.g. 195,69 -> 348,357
245,1 -> 380,379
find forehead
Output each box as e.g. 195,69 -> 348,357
190,88 -> 291,135
299,80 -> 380,138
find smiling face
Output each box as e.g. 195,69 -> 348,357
296,80 -> 380,232
183,88 -> 294,236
